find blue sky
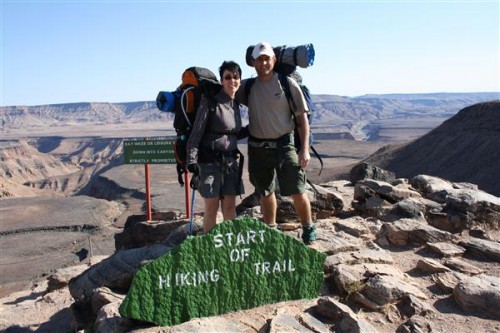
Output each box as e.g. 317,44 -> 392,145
1,0 -> 499,106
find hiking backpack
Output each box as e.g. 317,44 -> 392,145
156,66 -> 222,185
243,71 -> 323,175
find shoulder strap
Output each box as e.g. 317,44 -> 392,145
277,73 -> 297,113
244,78 -> 256,101
205,96 -> 218,129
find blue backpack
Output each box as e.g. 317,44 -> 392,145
244,71 -> 323,175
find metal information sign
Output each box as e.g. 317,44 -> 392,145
123,139 -> 176,164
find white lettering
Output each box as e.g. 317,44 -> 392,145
213,234 -> 223,248
288,259 -> 296,272
225,232 -> 234,245
230,248 -> 251,262
247,230 -> 256,243
241,248 -> 250,261
213,230 -> 267,248
258,229 -> 266,242
263,262 -> 271,274
273,261 -> 282,273
254,260 -> 296,275
210,269 -> 220,282
197,271 -> 208,284
230,249 -> 240,262
180,272 -> 191,286
167,269 -> 220,288
236,232 -> 245,246
159,275 -> 170,289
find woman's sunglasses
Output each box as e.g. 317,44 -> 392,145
224,74 -> 240,81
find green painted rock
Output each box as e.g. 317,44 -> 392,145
119,216 -> 326,326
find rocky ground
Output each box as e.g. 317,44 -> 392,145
1,102 -> 499,332
1,170 -> 499,333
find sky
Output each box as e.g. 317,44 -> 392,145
1,0 -> 499,106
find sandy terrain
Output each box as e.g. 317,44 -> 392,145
5,117 -> 483,332
0,118 -> 443,298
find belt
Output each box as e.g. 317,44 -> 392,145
248,141 -> 278,149
248,133 -> 293,149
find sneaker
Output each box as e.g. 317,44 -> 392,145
302,225 -> 317,245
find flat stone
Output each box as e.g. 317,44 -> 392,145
444,258 -> 485,275
453,274 -> 500,320
316,296 -> 379,333
334,216 -> 371,238
268,313 -> 312,333
416,258 -> 451,273
426,242 -> 466,257
316,231 -> 364,255
332,263 -> 405,296
381,219 -> 455,246
297,312 -> 330,333
459,238 -> 500,262
432,271 -> 469,294
362,274 -> 428,306
326,244 -> 394,268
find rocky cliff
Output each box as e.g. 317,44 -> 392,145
365,101 -> 500,196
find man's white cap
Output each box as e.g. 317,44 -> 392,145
252,42 -> 275,59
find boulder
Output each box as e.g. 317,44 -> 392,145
350,162 -> 396,186
453,274 -> 500,320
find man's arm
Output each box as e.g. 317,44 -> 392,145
295,112 -> 310,168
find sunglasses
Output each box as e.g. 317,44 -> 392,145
223,74 -> 240,81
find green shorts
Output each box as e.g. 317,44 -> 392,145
248,140 -> 307,197
198,161 -> 244,198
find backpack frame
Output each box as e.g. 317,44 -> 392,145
156,67 -> 222,185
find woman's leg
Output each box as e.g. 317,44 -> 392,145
221,195 -> 237,221
203,197 -> 220,233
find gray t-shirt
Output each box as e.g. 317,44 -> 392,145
236,72 -> 308,139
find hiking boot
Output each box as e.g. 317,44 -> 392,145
301,225 -> 317,245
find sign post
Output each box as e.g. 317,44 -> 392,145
123,138 -> 191,220
144,164 -> 152,221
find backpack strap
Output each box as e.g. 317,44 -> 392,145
278,74 -> 324,176
244,78 -> 256,102
277,73 -> 297,114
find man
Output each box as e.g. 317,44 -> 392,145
236,41 -> 316,245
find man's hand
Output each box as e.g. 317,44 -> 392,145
298,149 -> 310,169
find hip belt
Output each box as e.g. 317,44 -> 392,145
248,133 -> 293,149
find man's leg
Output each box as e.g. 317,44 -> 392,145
291,192 -> 316,244
261,192 -> 277,227
291,192 -> 312,226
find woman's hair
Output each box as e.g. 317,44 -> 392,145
219,61 -> 242,79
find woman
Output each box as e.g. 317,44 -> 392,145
186,61 -> 245,233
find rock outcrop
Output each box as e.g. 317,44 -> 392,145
365,101 -> 500,196
52,166 -> 499,332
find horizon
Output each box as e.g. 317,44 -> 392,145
1,0 -> 499,106
2,91 -> 499,108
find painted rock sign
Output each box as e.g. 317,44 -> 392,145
119,216 -> 326,327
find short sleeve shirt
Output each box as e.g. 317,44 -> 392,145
238,73 -> 308,139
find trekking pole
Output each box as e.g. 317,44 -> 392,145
189,187 -> 196,235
